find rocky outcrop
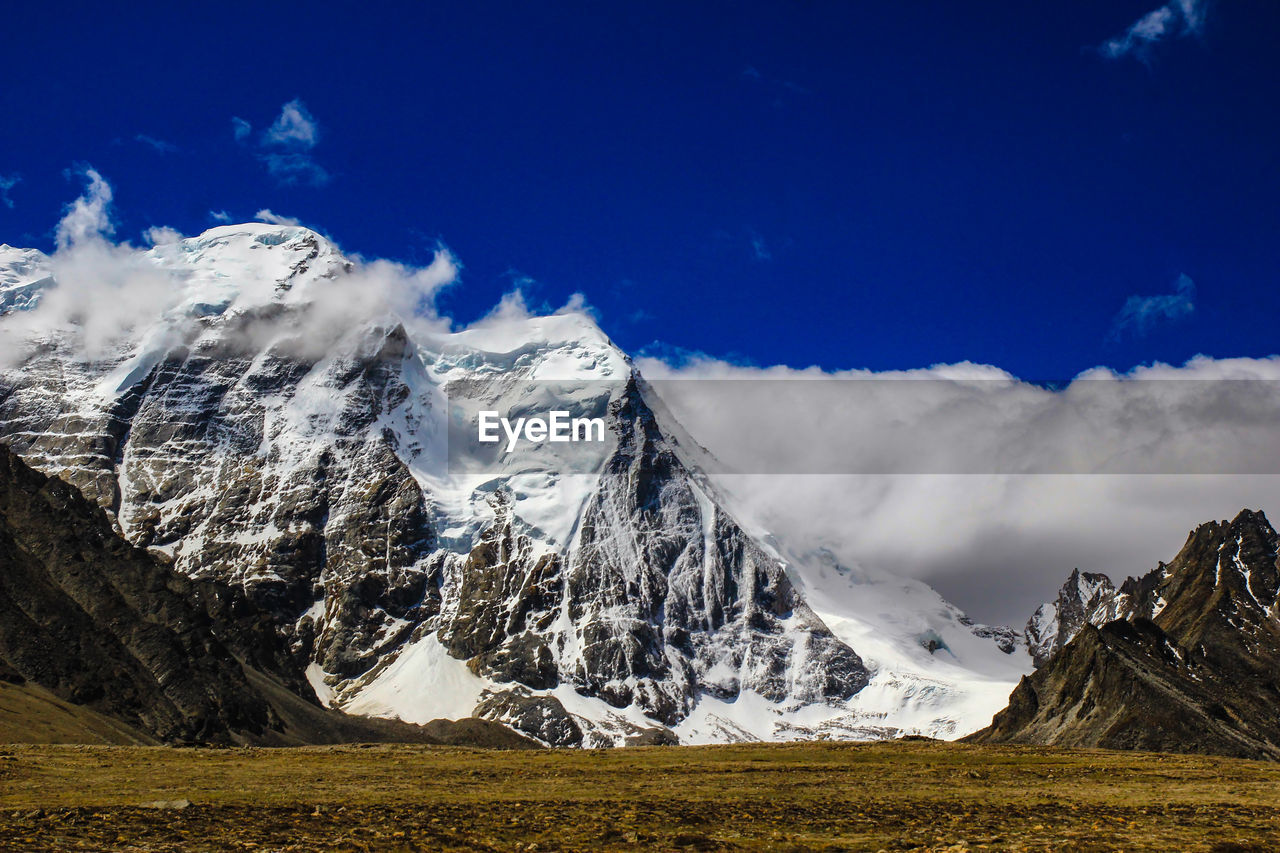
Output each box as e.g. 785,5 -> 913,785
0,442 -> 534,747
1024,569 -> 1128,667
959,619 -> 1021,655
971,509 -> 1280,759
0,441 -> 297,743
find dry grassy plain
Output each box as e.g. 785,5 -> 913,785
0,739 -> 1277,851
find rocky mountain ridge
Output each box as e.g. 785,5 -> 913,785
972,509 -> 1280,759
0,441 -> 531,747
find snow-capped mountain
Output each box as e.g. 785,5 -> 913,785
1024,569 -> 1129,667
0,223 -> 1027,745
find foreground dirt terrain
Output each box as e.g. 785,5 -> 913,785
0,740 -> 1277,851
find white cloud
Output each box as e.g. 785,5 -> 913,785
1110,273 -> 1195,339
264,99 -> 319,148
554,291 -> 599,321
142,226 -> 183,246
638,350 -> 1280,624
1,170 -> 178,363
254,208 -> 301,226
56,167 -> 115,249
477,289 -> 533,324
1102,0 -> 1207,60
209,209 -> 232,223
1175,0 -> 1207,31
0,174 -> 20,208
232,117 -> 252,141
1,173 -> 460,369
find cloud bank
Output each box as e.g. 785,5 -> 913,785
639,350 -> 1280,625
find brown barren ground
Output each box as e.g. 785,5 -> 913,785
0,740 -> 1277,851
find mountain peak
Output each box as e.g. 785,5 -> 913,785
1138,507 -> 1280,642
1025,566 -> 1126,667
186,221 -> 334,247
980,507 -> 1280,760
1228,507 -> 1274,535
149,222 -> 352,296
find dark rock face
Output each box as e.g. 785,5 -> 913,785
973,617 -> 1280,759
0,318 -> 444,686
425,382 -> 869,743
959,619 -> 1021,655
0,443 -> 536,748
972,510 -> 1280,759
0,442 -> 299,743
557,384 -> 869,723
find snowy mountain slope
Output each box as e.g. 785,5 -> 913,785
0,223 -> 1025,744
0,245 -> 51,312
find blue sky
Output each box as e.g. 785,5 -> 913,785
2,0 -> 1277,379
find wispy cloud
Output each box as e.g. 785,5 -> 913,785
0,174 -> 19,209
1,172 -> 459,367
1110,273 -> 1196,339
233,100 -> 330,186
142,225 -> 183,246
56,166 -> 114,249
1102,0 -> 1207,61
209,209 -> 232,223
748,228 -> 772,262
254,208 -> 301,227
135,134 -> 178,154
264,99 -> 319,148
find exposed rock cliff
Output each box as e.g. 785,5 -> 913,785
972,510 -> 1280,759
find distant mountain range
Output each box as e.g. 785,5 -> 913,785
2,224 -> 1277,757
